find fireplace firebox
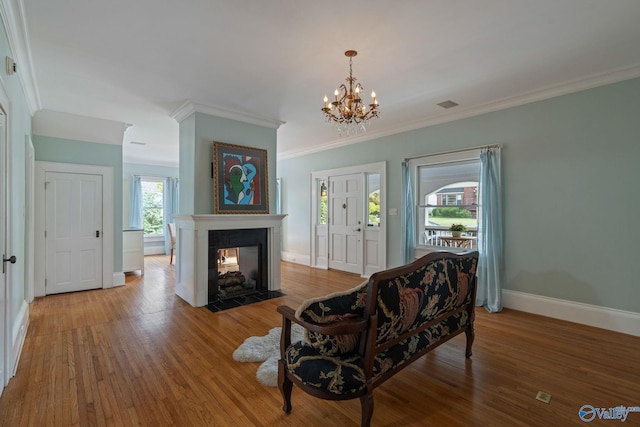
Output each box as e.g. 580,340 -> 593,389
173,214 -> 286,308
208,228 -> 268,303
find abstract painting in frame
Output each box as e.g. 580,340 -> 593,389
213,141 -> 269,214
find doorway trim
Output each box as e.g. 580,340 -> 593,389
310,161 -> 386,276
0,81 -> 9,392
25,136 -> 34,303
34,161 -> 114,297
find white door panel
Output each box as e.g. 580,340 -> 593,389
364,230 -> 380,275
315,225 -> 328,268
328,174 -> 363,274
46,172 -> 103,294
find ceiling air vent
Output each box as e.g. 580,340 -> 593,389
437,100 -> 459,109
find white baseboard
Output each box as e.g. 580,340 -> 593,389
502,290 -> 640,337
10,301 -> 29,377
112,272 -> 125,287
144,247 -> 166,255
281,251 -> 311,266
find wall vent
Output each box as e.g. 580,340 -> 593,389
437,100 -> 459,109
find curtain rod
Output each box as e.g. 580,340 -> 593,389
134,174 -> 179,180
403,143 -> 502,162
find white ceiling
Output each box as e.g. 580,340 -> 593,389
18,0 -> 640,167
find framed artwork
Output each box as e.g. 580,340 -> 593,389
213,141 -> 269,214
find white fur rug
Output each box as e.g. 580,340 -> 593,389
233,324 -> 305,387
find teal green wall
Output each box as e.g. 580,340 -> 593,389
123,163 -> 179,181
279,77 -> 640,313
179,112 -> 278,214
33,135 -> 124,270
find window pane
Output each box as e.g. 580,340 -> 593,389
367,173 -> 380,226
318,180 -> 328,225
417,159 -> 480,247
141,180 -> 164,236
428,183 -> 478,228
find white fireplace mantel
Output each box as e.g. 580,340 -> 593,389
173,214 -> 287,307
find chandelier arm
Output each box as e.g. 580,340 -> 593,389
334,84 -> 349,104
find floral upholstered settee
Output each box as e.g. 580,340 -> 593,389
277,251 -> 479,427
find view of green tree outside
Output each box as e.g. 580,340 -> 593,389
368,191 -> 380,225
142,180 -> 164,235
319,192 -> 328,224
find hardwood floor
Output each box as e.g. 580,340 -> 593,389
1,255 -> 639,426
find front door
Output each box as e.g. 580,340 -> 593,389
45,172 -> 103,294
328,173 -> 363,274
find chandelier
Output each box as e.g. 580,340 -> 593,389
322,50 -> 379,135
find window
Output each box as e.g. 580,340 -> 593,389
367,173 -> 380,226
141,179 -> 164,236
412,154 -> 480,248
318,180 -> 328,225
440,192 -> 462,206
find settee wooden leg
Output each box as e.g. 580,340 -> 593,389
278,361 -> 293,414
465,323 -> 475,358
360,393 -> 374,427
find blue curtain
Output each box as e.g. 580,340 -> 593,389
129,176 -> 142,230
163,177 -> 179,255
477,147 -> 503,312
402,161 -> 415,264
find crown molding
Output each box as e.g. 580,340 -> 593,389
171,99 -> 285,129
169,99 -> 196,122
0,0 -> 42,114
33,109 -> 130,146
278,64 -> 640,160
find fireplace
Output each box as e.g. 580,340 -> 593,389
172,214 -> 286,307
208,228 -> 268,302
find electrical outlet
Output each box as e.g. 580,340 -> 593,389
536,391 -> 552,404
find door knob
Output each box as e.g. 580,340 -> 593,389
2,254 -> 16,274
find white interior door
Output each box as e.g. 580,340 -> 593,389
328,173 -> 363,274
0,109 -> 6,395
45,172 -> 103,294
